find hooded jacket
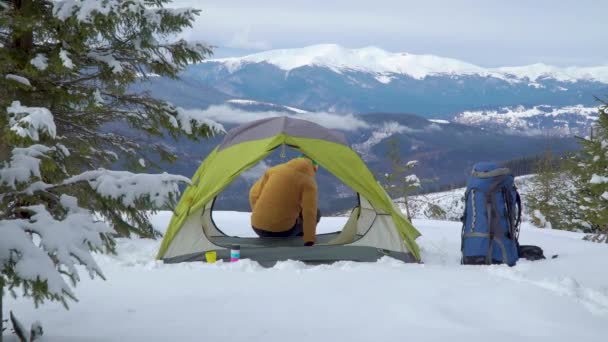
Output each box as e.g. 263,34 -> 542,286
249,158 -> 318,243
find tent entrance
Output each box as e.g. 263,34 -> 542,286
211,145 -> 360,221
205,194 -> 381,248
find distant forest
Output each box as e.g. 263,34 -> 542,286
418,155 -> 544,194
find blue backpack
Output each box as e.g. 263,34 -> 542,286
461,163 -> 522,266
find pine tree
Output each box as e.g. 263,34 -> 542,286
525,150 -> 571,229
380,137 -> 435,220
0,0 -> 222,323
568,99 -> 608,242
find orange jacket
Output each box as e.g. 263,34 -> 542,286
249,158 -> 318,243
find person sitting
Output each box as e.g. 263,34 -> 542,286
249,155 -> 321,246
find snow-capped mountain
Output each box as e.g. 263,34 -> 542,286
212,44 -> 608,84
453,105 -> 599,136
142,44 -> 608,117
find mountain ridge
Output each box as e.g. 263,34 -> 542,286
207,44 -> 608,84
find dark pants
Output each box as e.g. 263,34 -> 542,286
253,209 -> 321,238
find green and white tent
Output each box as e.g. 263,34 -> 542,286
157,116 -> 422,265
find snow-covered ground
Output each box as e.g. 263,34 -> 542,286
4,211 -> 608,342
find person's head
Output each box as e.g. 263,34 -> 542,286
299,154 -> 319,173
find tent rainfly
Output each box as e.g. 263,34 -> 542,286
157,116 -> 422,265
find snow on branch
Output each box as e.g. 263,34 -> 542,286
60,49 -> 74,69
405,174 -> 421,188
0,196 -> 112,302
6,74 -> 32,87
7,101 -> 57,141
53,0 -> 198,25
0,145 -> 53,189
87,51 -> 123,73
30,54 -> 49,71
64,169 -> 191,208
171,106 -> 226,135
590,174 -> 608,184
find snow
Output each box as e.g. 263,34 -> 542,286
283,105 -> 308,114
533,209 -> 553,229
30,54 -> 49,70
88,51 -> 123,73
0,198 -> 111,301
454,104 -> 598,135
601,192 -> 608,201
53,1 -> 197,28
173,107 -> 226,135
7,101 -> 57,141
0,145 -> 53,189
405,174 -> 421,187
209,44 -> 608,84
138,158 -> 146,167
63,169 -> 191,208
53,0 -> 114,21
497,63 -> 608,83
213,44 -> 502,81
353,121 -> 439,157
227,99 -> 308,113
59,49 -> 73,69
589,174 -> 608,184
428,119 -> 450,124
374,74 -> 393,84
4,211 -> 608,341
405,160 -> 418,167
406,176 -> 538,221
5,74 -> 31,87
93,88 -> 104,105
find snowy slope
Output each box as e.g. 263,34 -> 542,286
210,44 -> 608,84
226,99 -> 309,113
408,176 -> 536,221
351,120 -> 442,159
454,105 -> 599,136
4,211 -> 608,341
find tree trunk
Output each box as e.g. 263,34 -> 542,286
0,139 -> 10,165
404,197 -> 412,222
13,0 -> 34,53
1,280 -> 3,342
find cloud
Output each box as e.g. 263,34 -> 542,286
241,160 -> 268,181
170,0 -> 608,67
297,112 -> 369,131
225,28 -> 271,50
178,105 -> 369,131
352,121 -> 442,156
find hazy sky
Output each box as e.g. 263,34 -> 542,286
171,0 -> 607,67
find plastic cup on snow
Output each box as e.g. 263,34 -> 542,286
205,250 -> 217,263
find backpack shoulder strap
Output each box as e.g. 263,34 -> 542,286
515,190 -> 522,239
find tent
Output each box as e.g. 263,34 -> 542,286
156,116 -> 422,265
